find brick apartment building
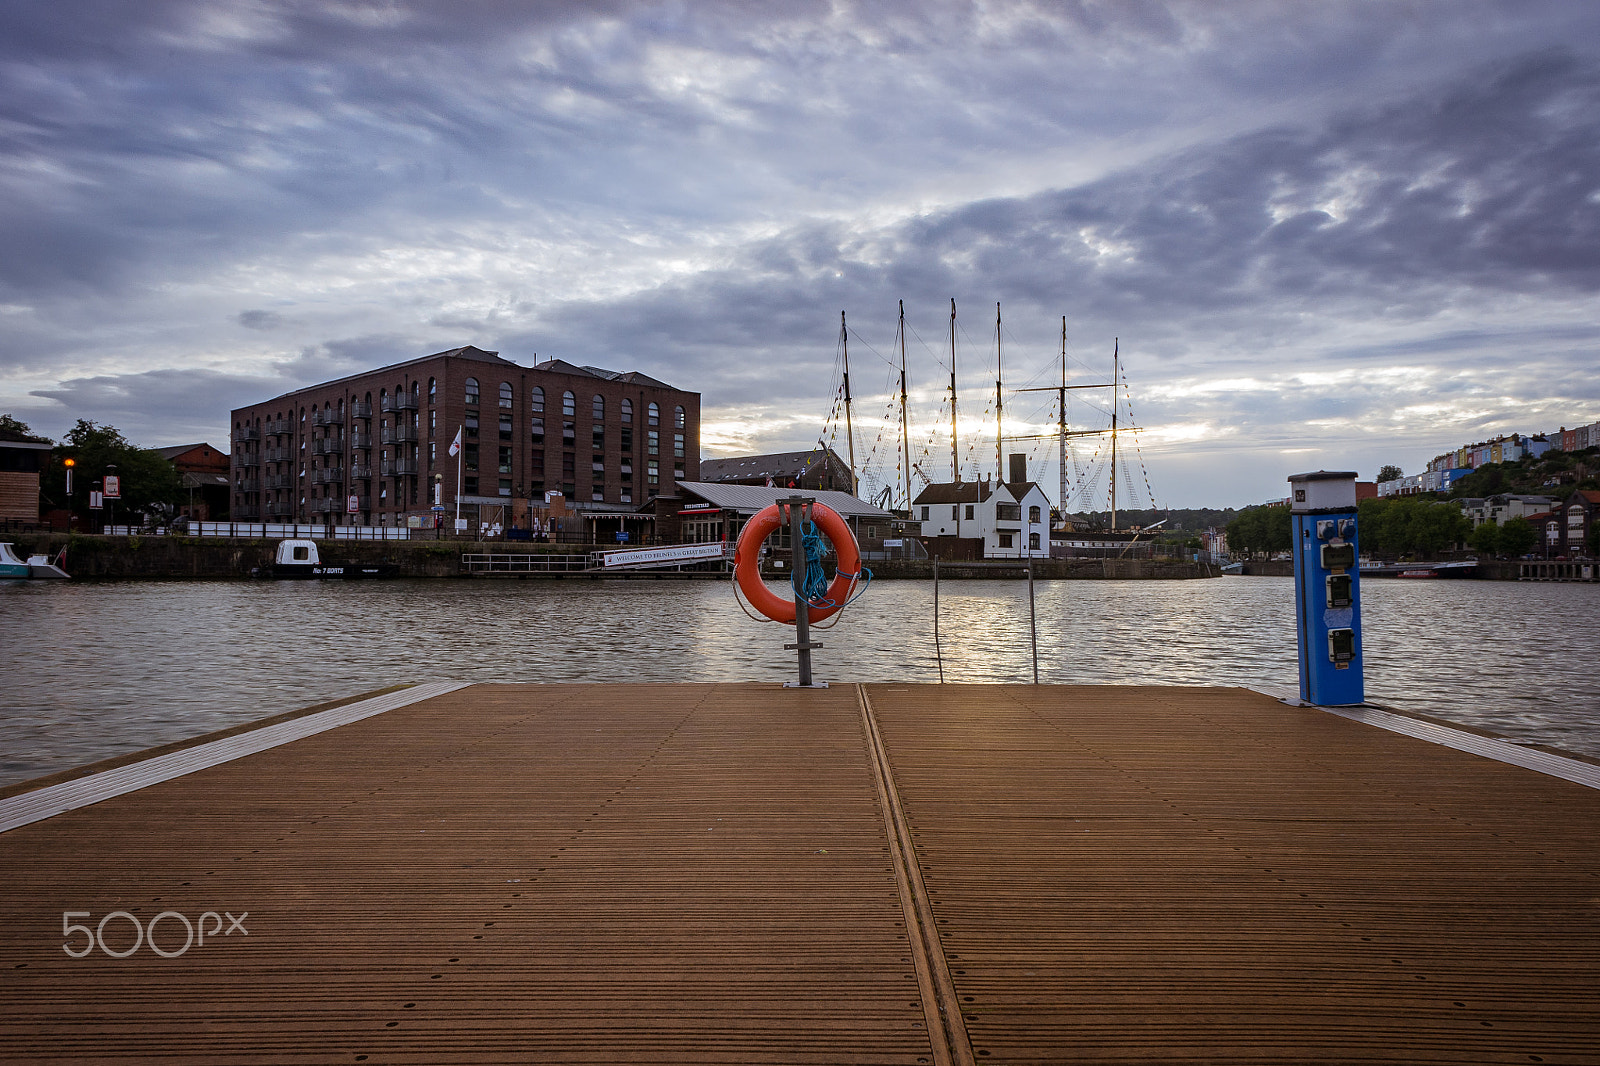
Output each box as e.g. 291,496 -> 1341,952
229,346 -> 700,533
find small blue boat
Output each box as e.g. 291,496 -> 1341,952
0,542 -> 70,579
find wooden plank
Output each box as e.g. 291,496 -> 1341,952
865,684 -> 1600,1065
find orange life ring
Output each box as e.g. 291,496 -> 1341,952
734,501 -> 862,624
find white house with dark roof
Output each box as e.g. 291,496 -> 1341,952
913,477 -> 1051,560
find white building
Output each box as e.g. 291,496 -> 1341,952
914,477 -> 1052,559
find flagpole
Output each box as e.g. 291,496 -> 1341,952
454,425 -> 462,530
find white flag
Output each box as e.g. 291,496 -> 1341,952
449,427 -> 463,457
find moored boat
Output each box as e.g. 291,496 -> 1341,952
259,539 -> 399,580
0,542 -> 69,579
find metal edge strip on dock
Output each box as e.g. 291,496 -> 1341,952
1253,686 -> 1600,791
856,683 -> 974,1066
0,681 -> 470,834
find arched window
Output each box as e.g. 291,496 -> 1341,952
412,381 -> 419,399
621,399 -> 632,423
647,402 -> 660,427
531,386 -> 544,414
592,395 -> 604,420
562,391 -> 575,416
674,405 -> 686,430
428,378 -> 436,403
1029,505 -> 1041,523
465,378 -> 480,406
499,382 -> 513,408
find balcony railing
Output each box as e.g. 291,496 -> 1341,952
350,432 -> 373,450
312,438 -> 343,455
233,504 -> 260,519
265,419 -> 291,436
382,394 -> 419,413
316,468 -> 344,485
235,426 -> 260,442
266,502 -> 294,519
236,479 -> 260,493
381,425 -> 418,444
351,400 -> 373,419
237,453 -> 261,468
311,409 -> 339,426
311,498 -> 337,514
264,447 -> 289,463
380,459 -> 420,477
354,495 -> 371,511
349,465 -> 373,481
265,474 -> 293,490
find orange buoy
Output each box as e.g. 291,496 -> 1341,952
734,501 -> 862,625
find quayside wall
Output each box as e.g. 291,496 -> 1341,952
10,533 -> 1220,581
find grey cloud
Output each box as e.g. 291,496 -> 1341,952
29,367 -> 282,445
236,310 -> 282,330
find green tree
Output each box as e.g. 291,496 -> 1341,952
1467,521 -> 1502,557
1499,517 -> 1537,557
41,420 -> 183,525
1376,464 -> 1403,483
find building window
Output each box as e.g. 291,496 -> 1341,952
1029,532 -> 1041,550
499,478 -> 512,497
428,377 -> 436,404
593,423 -> 604,451
465,413 -> 478,439
621,426 -> 633,452
562,453 -> 576,479
563,422 -> 575,446
464,476 -> 478,495
921,506 -> 929,521
952,505 -> 958,520
998,532 -> 1014,548
647,459 -> 659,487
499,414 -> 512,441
997,504 -> 1021,521
465,378 -> 479,406
1029,505 -> 1041,523
429,442 -> 436,466
674,405 -> 686,430
530,452 -> 544,476
498,446 -> 512,474
592,395 -> 604,420
621,398 -> 632,424
531,386 -> 544,414
499,382 -> 513,408
562,391 -> 575,416
673,433 -> 684,459
429,409 -> 436,436
647,430 -> 659,456
965,505 -> 974,521
531,417 -> 544,444
465,444 -> 478,471
647,402 -> 659,427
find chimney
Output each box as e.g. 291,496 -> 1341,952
1008,453 -> 1026,485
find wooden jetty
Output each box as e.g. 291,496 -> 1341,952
2,683 -> 1598,1064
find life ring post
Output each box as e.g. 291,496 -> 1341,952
779,495 -> 828,689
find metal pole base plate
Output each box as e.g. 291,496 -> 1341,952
782,681 -> 830,689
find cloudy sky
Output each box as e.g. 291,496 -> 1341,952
3,1 -> 1598,508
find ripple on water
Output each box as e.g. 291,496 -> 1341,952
1,575 -> 1596,785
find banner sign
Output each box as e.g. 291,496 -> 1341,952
601,542 -> 727,569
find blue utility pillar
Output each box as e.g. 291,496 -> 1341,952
1288,470 -> 1364,706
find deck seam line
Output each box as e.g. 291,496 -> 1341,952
0,680 -> 471,833
857,683 -> 974,1066
1251,688 -> 1600,791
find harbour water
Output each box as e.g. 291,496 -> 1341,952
1,576 -> 1596,787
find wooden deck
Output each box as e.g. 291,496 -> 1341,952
2,683 -> 1598,1064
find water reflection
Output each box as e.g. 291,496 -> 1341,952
1,575 -> 1596,786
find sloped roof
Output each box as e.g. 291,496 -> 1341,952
914,481 -> 992,505
155,443 -> 228,460
699,449 -> 848,483
532,360 -> 677,390
676,481 -> 895,519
